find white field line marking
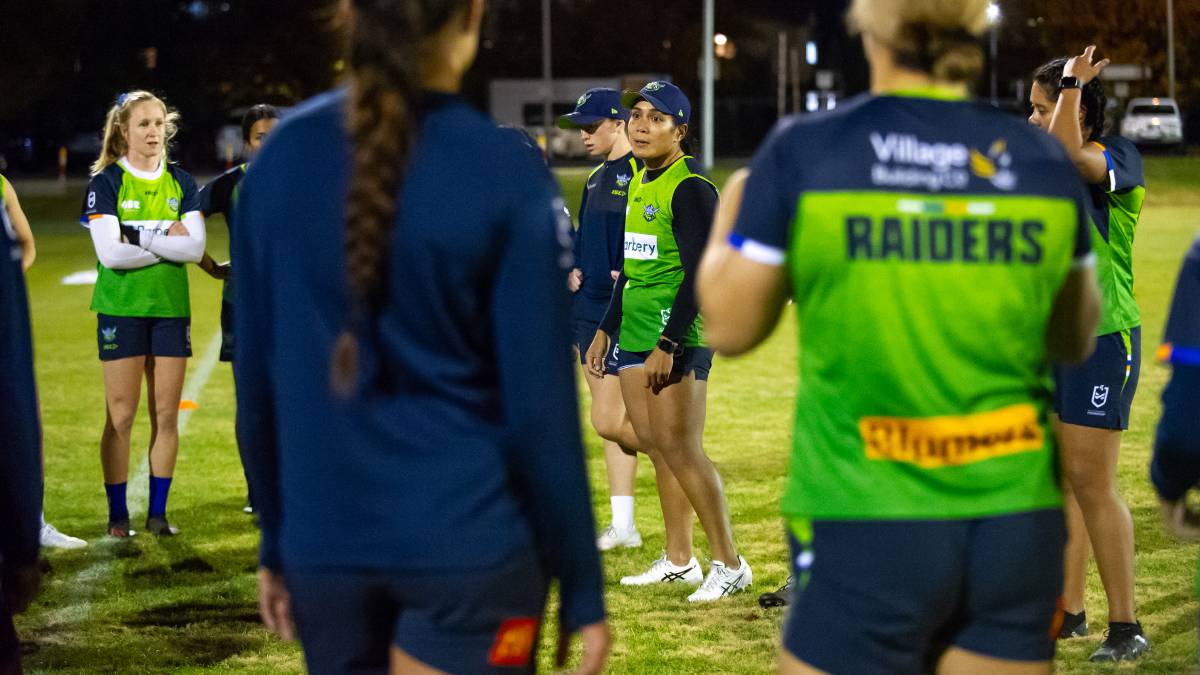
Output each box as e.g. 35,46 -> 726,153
45,331 -> 224,627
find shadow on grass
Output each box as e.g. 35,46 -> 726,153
24,622 -> 262,671
125,598 -> 261,628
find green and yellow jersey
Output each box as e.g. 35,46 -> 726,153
619,156 -> 717,351
1087,136 -> 1144,336
81,160 -> 201,317
731,89 -> 1093,521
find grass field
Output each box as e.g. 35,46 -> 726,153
9,157 -> 1200,674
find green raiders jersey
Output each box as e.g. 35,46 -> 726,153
730,89 -> 1093,520
1087,137 -> 1144,335
82,159 -> 201,317
619,156 -> 715,351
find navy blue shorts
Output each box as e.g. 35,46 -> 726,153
219,298 -> 234,362
287,550 -> 548,674
1054,327 -> 1140,429
97,314 -> 191,361
573,317 -> 619,373
616,346 -> 712,382
783,510 -> 1065,673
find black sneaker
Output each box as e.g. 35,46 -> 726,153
1089,622 -> 1149,662
145,516 -> 180,536
106,519 -> 136,538
1058,610 -> 1088,638
758,577 -> 792,609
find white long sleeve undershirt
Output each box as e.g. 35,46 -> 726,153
88,215 -> 160,270
142,211 -> 206,263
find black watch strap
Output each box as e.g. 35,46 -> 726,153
1059,76 -> 1081,90
656,337 -> 682,355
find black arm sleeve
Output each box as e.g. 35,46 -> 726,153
598,272 -> 627,336
662,177 -> 718,343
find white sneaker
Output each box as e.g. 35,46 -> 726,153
687,556 -> 752,602
40,522 -> 88,549
597,524 -> 642,551
620,555 -> 703,586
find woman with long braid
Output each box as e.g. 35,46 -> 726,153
232,1 -> 608,672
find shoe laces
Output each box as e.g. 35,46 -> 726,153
696,563 -> 728,594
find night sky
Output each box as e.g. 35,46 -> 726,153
1,0 -> 1192,171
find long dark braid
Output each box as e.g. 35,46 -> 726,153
331,0 -> 466,397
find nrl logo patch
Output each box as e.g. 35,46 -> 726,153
642,204 -> 660,222
616,173 -> 631,188
1091,385 -> 1109,408
168,197 -> 180,211
101,326 -> 117,343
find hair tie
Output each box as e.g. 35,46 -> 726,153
117,92 -> 129,107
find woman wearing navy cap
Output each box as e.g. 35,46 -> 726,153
559,88 -> 645,551
587,81 -> 751,601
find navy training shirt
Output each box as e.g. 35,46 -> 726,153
1152,233 -> 1200,501
0,194 -> 42,569
232,89 -> 604,630
573,152 -> 639,322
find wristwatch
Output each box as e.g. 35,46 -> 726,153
1059,76 -> 1081,90
656,336 -> 683,356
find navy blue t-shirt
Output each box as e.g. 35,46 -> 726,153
0,194 -> 42,569
1152,234 -> 1200,501
232,89 -> 604,630
573,152 -> 640,322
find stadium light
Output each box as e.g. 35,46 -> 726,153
986,2 -> 1001,23
714,33 -> 728,46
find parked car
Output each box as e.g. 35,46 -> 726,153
1120,97 -> 1184,148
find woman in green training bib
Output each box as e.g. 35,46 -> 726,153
81,90 -> 206,538
587,81 -> 751,602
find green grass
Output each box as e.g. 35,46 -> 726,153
11,158 -> 1200,673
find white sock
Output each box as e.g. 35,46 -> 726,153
611,496 -> 634,530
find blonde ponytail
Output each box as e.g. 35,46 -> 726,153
848,0 -> 989,84
90,91 -> 180,176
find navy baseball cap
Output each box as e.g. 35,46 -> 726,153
557,88 -> 627,129
621,81 -> 690,125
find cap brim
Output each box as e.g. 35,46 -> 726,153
556,113 -> 606,130
622,91 -> 680,121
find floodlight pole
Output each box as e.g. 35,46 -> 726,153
542,0 -> 553,162
702,0 -> 715,170
1167,0 -> 1176,99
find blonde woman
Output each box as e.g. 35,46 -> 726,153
81,91 -> 205,538
699,0 -> 1100,672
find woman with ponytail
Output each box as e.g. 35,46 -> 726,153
231,1 -> 608,672
81,90 -> 206,538
699,0 -> 1101,672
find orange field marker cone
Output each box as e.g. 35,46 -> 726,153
179,399 -> 200,411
